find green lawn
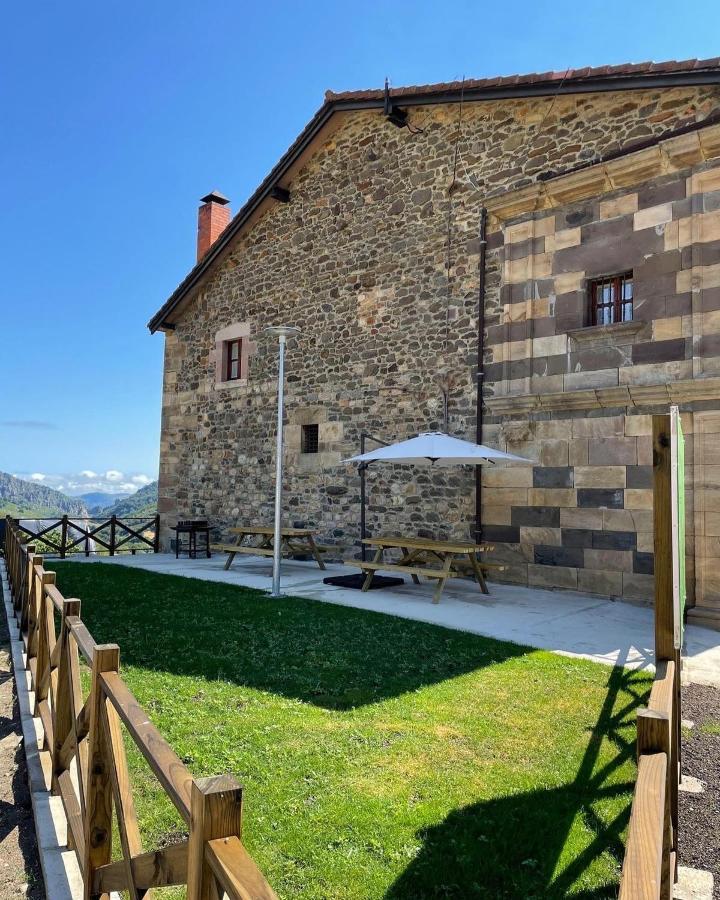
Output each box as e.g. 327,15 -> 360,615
50,562 -> 650,899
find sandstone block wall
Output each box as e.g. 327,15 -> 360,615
481,157 -> 720,608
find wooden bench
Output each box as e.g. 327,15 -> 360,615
211,543 -> 275,557
343,560 -> 450,580
212,526 -> 326,571
344,536 -> 499,604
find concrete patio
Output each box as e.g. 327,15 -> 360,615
69,551 -> 720,687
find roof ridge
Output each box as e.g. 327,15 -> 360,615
148,56 -> 720,332
324,57 -> 720,102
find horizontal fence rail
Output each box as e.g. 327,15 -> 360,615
9,513 -> 160,558
2,516 -> 276,900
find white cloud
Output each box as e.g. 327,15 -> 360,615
15,468 -> 156,498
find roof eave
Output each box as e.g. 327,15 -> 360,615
148,66 -> 720,333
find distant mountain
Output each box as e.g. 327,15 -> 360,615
77,491 -> 130,513
0,471 -> 88,518
100,481 -> 157,519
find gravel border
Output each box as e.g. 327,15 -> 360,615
679,683 -> 720,897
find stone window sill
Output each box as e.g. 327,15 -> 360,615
568,320 -> 645,347
214,378 -> 248,391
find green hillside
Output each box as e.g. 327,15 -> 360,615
0,471 -> 88,518
100,481 -> 157,518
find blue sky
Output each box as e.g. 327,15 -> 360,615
2,0 -> 719,494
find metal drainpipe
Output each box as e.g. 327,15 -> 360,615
474,206 -> 487,544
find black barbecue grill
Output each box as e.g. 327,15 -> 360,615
174,520 -> 211,559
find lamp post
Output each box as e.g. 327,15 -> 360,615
264,325 -> 301,597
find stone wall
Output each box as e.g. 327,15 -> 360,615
157,83 -> 720,611
481,156 -> 720,610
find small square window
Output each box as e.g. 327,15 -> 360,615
301,424 -> 319,454
224,339 -> 242,381
589,272 -> 633,326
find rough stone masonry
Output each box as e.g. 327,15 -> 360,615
153,74 -> 720,622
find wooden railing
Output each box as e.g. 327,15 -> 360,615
618,414 -> 682,900
2,517 -> 277,899
10,513 -> 160,557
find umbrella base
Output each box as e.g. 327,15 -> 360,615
322,573 -> 405,590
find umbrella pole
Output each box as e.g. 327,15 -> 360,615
360,433 -> 367,562
358,431 -> 392,562
475,206 -> 488,543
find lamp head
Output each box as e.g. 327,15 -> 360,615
263,325 -> 301,340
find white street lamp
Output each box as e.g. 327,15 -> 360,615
264,325 -> 301,597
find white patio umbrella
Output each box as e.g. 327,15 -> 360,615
335,432 -> 533,576
344,431 -> 533,466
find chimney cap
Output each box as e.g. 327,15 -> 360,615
199,190 -> 230,205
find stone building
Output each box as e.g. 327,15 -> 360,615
149,59 -> 720,626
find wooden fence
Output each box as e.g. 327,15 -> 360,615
10,513 -> 160,557
618,414 -> 682,900
3,517 -> 277,899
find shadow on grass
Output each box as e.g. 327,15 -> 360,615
49,562 -> 529,710
386,664 -> 647,899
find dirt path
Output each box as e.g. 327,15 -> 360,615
680,683 -> 720,898
0,583 -> 44,899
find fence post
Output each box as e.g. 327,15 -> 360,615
33,569 -> 57,717
17,543 -> 35,618
187,774 -> 243,900
60,515 -> 68,559
652,414 -> 681,866
637,708 -> 672,899
83,644 -> 119,900
154,514 -> 160,554
53,598 -> 82,794
24,556 -> 44,655
110,515 -> 117,557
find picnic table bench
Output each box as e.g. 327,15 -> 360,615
211,526 -> 327,571
344,535 -> 504,604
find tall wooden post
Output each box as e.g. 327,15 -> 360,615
652,414 -> 681,880
83,644 -> 120,900
187,774 -> 243,900
110,515 -> 117,557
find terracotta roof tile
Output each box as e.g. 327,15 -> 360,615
325,57 -> 720,102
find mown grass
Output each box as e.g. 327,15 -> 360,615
50,561 -> 651,899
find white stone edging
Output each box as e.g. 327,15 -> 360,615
1,560 -> 83,900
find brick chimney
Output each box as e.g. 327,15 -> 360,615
197,190 -> 231,260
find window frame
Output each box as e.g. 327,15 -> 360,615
589,272 -> 633,326
224,338 -> 242,382
301,423 -> 320,454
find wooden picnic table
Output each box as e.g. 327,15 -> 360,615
211,526 -> 327,571
344,535 -> 500,604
